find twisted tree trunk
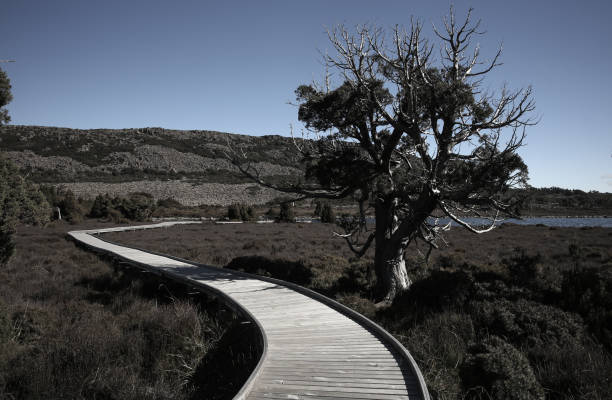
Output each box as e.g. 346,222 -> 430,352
374,241 -> 411,302
373,200 -> 411,302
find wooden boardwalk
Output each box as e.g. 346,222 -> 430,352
69,222 -> 430,400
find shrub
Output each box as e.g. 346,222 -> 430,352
58,190 -> 84,222
470,298 -> 585,350
278,202 -> 294,222
391,269 -> 475,317
320,203 -> 335,223
225,255 -> 312,286
561,265 -> 612,349
0,158 -> 50,263
40,186 -> 85,222
384,311 -> 476,400
89,194 -> 114,219
460,335 -> 545,400
502,247 -> 542,286
227,203 -> 254,221
117,192 -> 156,221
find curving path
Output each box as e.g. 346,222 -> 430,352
69,222 -> 430,400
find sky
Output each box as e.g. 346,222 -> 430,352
1,0 -> 611,192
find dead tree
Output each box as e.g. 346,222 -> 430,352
231,8 -> 535,301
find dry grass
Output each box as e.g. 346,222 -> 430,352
0,221 -> 260,399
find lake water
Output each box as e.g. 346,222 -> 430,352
430,217 -> 612,228
300,216 -> 612,228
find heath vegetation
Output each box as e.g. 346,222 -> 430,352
0,221 -> 261,399
106,222 -> 612,399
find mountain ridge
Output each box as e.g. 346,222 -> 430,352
2,125 -> 611,212
0,125 -> 303,205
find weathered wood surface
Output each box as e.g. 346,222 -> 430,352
68,222 -> 430,400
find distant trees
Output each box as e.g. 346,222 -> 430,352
232,8 -> 535,301
278,202 -> 295,222
89,193 -> 156,222
0,159 -> 51,264
314,201 -> 336,223
0,67 -> 12,124
0,68 -> 50,264
227,203 -> 254,221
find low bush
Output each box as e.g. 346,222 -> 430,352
502,247 -> 543,287
227,203 -> 254,221
390,269 -> 475,318
470,298 -> 584,350
460,335 -> 545,400
561,265 -> 612,349
385,311 -> 476,400
118,192 -> 156,221
89,194 -> 115,219
89,193 -> 156,222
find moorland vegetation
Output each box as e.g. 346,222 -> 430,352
0,222 -> 260,399
107,222 -> 612,400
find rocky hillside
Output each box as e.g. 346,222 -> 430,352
0,125 -> 302,205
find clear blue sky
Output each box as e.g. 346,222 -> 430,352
1,0 -> 611,192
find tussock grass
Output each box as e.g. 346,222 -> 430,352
0,221 -> 260,399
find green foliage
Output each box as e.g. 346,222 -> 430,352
460,336 -> 545,400
88,193 -> 156,222
0,68 -> 12,125
227,203 -> 254,221
278,202 -> 295,222
89,194 -> 115,219
0,159 -> 51,228
59,190 -> 84,222
40,186 -> 85,223
116,192 -> 156,221
0,158 -> 50,263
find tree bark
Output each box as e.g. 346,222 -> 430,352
375,241 -> 411,302
373,199 -> 411,302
